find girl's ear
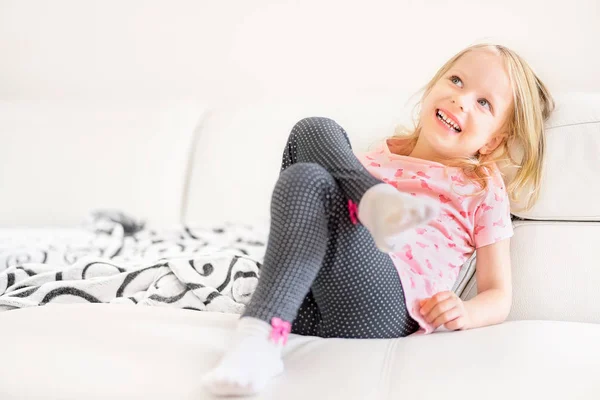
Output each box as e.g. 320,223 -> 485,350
479,133 -> 507,155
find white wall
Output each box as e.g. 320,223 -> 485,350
1,0 -> 599,103
1,0 -> 599,227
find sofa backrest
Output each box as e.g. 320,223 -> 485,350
0,98 -> 205,228
184,92 -> 600,223
185,92 -> 600,324
184,91 -> 418,226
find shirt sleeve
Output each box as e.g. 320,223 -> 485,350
473,170 -> 514,249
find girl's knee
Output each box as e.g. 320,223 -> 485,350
277,163 -> 336,191
291,117 -> 341,138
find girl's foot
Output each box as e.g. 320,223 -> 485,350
358,183 -> 440,252
201,316 -> 286,397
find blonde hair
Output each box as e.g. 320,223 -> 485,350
389,43 -> 554,211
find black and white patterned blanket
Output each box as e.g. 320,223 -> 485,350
0,211 -> 269,314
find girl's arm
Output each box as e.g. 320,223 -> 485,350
463,238 -> 512,329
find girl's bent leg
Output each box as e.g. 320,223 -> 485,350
242,163 -> 333,323
201,117 -> 433,397
202,162 -> 338,397
281,116 -> 440,252
280,116 -> 382,203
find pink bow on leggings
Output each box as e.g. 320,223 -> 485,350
348,199 -> 359,225
270,317 -> 292,345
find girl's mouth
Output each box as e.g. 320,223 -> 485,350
435,109 -> 462,133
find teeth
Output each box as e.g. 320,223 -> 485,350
437,110 -> 461,131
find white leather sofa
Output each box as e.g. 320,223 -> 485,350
0,92 -> 599,399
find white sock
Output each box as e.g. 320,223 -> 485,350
201,316 -> 284,397
358,183 -> 440,252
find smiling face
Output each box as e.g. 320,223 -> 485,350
411,48 -> 515,163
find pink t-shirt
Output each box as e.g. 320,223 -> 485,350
355,140 -> 514,334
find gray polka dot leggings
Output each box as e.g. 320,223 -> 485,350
242,117 -> 420,339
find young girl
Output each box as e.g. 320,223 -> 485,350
202,43 -> 554,396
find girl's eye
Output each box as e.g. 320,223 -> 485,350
450,76 -> 463,86
478,98 -> 492,110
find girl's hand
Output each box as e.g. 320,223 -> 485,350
419,291 -> 470,331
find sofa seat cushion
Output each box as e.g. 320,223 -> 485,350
0,304 -> 597,399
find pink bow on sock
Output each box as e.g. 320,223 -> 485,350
270,317 -> 292,345
348,199 -> 359,225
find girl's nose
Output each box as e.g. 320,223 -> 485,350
451,97 -> 466,112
